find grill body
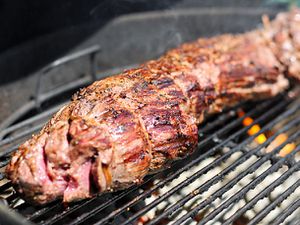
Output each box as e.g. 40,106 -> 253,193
0,5 -> 299,225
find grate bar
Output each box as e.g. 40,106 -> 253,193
95,97 -> 296,225
248,179 -> 300,225
174,140 -> 300,225
130,115 -> 300,225
0,182 -> 12,193
199,102 -> 245,133
0,103 -> 65,140
288,215 -> 300,225
201,156 -> 300,225
39,175 -> 157,224
153,127 -> 300,225
223,163 -> 300,225
27,202 -> 62,221
197,96 -> 284,150
0,158 -> 10,168
0,144 -> 20,158
272,198 -> 300,225
0,124 -> 50,148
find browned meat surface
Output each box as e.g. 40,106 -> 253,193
6,9 -> 300,205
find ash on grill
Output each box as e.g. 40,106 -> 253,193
140,144 -> 300,225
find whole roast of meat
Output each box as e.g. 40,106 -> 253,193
6,9 -> 300,205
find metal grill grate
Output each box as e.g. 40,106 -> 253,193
0,47 -> 299,225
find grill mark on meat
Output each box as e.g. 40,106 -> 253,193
114,68 -> 197,170
107,74 -> 161,171
147,43 -> 220,123
96,68 -> 197,173
151,76 -> 174,89
93,99 -> 151,189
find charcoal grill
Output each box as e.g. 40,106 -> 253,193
0,3 -> 299,225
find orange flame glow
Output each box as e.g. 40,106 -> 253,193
137,216 -> 150,225
238,109 -> 295,156
266,133 -> 296,157
238,110 -> 267,144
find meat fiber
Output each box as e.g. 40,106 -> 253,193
6,9 -> 300,205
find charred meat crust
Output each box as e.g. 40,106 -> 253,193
7,9 -> 300,204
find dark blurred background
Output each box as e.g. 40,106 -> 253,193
0,0 -> 291,83
0,0 -> 290,53
0,0 -> 174,53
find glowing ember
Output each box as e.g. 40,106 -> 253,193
238,110 -> 267,144
279,143 -> 296,157
238,109 -> 295,155
266,133 -> 296,157
137,215 -> 150,225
